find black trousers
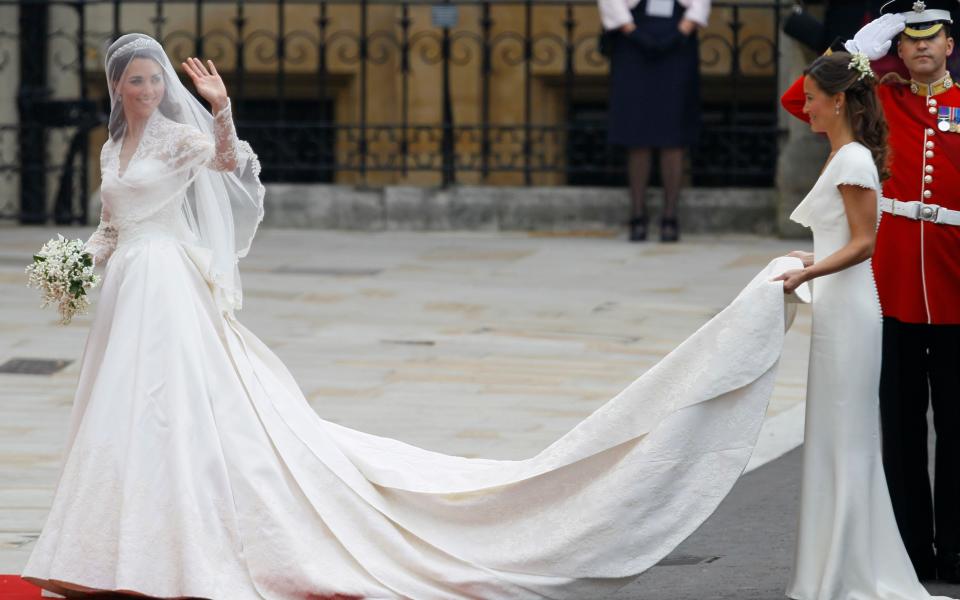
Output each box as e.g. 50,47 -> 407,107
880,317 -> 960,577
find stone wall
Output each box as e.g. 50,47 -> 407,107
261,184 -> 779,235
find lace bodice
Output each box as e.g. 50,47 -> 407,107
85,101 -> 250,263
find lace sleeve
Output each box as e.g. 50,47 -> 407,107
171,125 -> 215,170
168,99 -> 255,175
84,202 -> 118,265
210,99 -> 256,173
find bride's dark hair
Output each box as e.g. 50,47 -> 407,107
804,51 -> 890,181
106,44 -> 182,141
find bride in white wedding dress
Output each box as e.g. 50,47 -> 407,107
23,33 -> 812,600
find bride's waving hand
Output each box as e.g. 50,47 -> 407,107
181,57 -> 228,113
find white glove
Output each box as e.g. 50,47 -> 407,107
843,13 -> 907,60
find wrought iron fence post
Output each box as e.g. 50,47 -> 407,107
400,2 -> 411,179
563,3 -> 575,183
81,1 -> 90,224
112,0 -> 121,41
152,0 -> 165,42
441,15 -> 454,186
317,1 -> 329,178
358,0 -> 368,183
233,0 -> 246,114
17,0 -> 49,224
277,0 -> 286,123
523,0 -> 532,186
730,5 -> 742,133
480,2 -> 492,181
195,2 -> 204,58
773,1 -> 782,141
61,0 -> 89,225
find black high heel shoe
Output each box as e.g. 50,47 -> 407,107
660,216 -> 680,243
628,215 -> 648,242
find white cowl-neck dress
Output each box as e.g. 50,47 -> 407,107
785,141 -> 951,600
24,106 -> 812,600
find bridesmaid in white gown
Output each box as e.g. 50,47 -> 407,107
775,52 -> 951,600
23,33 -> 815,600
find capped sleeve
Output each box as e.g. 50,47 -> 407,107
834,145 -> 880,191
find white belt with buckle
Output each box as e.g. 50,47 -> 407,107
880,198 -> 960,226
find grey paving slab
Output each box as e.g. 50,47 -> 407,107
620,449 -> 960,600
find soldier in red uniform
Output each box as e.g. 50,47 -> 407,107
781,1 -> 960,583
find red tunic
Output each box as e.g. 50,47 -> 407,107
781,75 -> 960,324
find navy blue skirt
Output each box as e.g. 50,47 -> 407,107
607,0 -> 701,148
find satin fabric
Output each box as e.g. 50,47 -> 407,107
786,142 -> 951,600
21,227 -> 812,599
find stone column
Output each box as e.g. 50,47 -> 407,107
775,30 -> 829,238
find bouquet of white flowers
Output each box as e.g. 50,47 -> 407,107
25,235 -> 101,325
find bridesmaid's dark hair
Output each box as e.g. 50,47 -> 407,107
805,51 -> 890,181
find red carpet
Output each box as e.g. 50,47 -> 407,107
0,576 -> 366,599
0,576 -> 41,599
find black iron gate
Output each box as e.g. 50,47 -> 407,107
1,0 -> 785,224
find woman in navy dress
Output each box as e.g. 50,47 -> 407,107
599,0 -> 710,242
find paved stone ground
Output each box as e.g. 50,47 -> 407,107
1,226 -> 942,599
622,448 -> 960,599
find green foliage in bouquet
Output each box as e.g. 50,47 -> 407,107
25,235 -> 102,325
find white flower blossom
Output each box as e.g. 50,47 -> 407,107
848,52 -> 875,81
25,236 -> 101,325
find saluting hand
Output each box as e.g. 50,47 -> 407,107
844,13 -> 906,60
182,57 -> 229,114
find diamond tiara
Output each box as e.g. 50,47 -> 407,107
109,37 -> 163,62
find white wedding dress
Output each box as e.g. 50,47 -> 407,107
785,141 -> 949,600
21,104 -> 811,599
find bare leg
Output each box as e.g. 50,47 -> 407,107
659,147 -> 684,241
627,147 -> 652,241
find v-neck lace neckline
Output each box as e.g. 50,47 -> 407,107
117,137 -> 140,179
117,111 -> 159,178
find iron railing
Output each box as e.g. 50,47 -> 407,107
1,0 -> 785,223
